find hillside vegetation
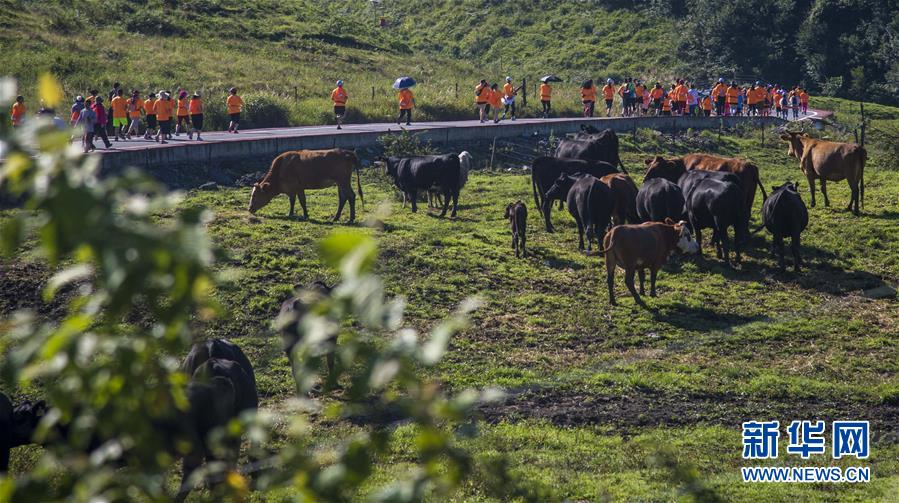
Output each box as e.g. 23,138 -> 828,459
2,0 -> 896,129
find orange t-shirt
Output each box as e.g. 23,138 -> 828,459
650,88 -> 663,99
540,83 -> 552,100
602,85 -> 615,100
177,98 -> 189,116
143,99 -> 156,115
799,91 -> 809,104
110,96 -> 127,118
127,98 -> 144,118
701,96 -> 712,110
725,87 -> 739,104
398,89 -> 414,109
581,86 -> 596,101
674,85 -> 687,102
503,82 -> 516,98
488,88 -> 502,107
188,98 -> 203,114
11,102 -> 25,123
331,87 -> 348,105
662,99 -> 671,112
475,83 -> 490,104
154,99 -> 173,121
226,95 -> 244,114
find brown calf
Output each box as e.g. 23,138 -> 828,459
781,132 -> 866,215
504,200 -> 527,258
603,219 -> 699,307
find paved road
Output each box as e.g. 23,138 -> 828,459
95,110 -> 828,153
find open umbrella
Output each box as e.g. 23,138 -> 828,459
540,75 -> 562,83
393,76 -> 416,90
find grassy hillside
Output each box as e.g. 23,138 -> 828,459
0,0 -> 675,127
5,111 -> 899,499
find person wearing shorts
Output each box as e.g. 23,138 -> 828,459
188,92 -> 203,140
125,91 -> 143,139
110,89 -> 128,141
475,79 -> 489,123
175,90 -> 190,136
154,91 -> 173,144
602,79 -> 614,117
227,87 -> 243,133
330,80 -> 348,129
143,93 -> 157,139
580,80 -> 596,118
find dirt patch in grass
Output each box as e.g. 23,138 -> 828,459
0,262 -> 68,319
480,387 -> 899,440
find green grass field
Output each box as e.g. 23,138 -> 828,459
6,110 -> 897,499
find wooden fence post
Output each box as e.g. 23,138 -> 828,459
455,82 -> 458,99
371,86 -> 375,100
860,102 -> 866,146
521,77 -> 527,107
294,86 -> 298,101
490,137 -> 497,170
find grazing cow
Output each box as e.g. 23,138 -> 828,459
761,182 -> 809,272
248,149 -> 363,222
429,151 -> 471,209
555,128 -> 626,172
279,281 -> 335,373
603,219 -> 699,306
600,173 -> 639,225
636,178 -> 686,223
504,200 -> 527,258
0,392 -> 11,471
384,153 -> 462,217
545,174 -> 614,252
643,154 -> 766,216
531,156 -> 619,231
181,339 -> 258,412
683,171 -> 747,265
781,132 -> 866,215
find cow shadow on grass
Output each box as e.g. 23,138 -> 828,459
526,247 -> 587,271
865,210 -> 899,221
651,302 -> 769,332
689,236 -> 887,296
266,214 -> 360,226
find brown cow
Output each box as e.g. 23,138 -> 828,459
780,132 -> 866,215
248,149 -> 364,221
600,173 -> 639,226
643,154 -> 767,216
602,219 -> 699,307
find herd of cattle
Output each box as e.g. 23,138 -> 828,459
0,125 -> 868,493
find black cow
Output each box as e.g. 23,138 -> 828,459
555,128 -> 626,172
636,178 -> 686,223
761,182 -> 809,272
384,154 -> 462,217
278,281 -> 335,374
545,173 -> 614,252
504,201 -> 527,258
182,339 -> 258,413
1,394 -> 50,472
531,156 -> 618,232
1,392 -> 11,471
683,172 -> 747,265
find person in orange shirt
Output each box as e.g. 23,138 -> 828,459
188,92 -> 204,140
711,78 -> 727,115
10,95 -> 25,127
602,79 -> 615,117
581,79 -> 596,117
540,81 -> 552,118
673,79 -> 688,116
487,83 -> 502,123
329,80 -> 348,130
143,92 -> 157,139
174,91 -> 190,136
725,82 -> 739,116
475,79 -> 490,123
501,76 -> 520,121
226,87 -> 244,133
634,80 -> 645,116
799,88 -> 809,115
153,91 -> 173,144
397,87 -> 414,125
661,96 -> 672,116
649,83 -> 664,116
125,91 -> 143,139
110,89 -> 129,141
701,94 -> 712,117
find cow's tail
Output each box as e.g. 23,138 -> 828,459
531,169 -> 542,210
860,148 -> 866,210
755,173 -> 768,202
355,163 -> 364,210
618,158 -> 629,175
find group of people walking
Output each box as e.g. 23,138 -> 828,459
575,77 -> 809,119
11,76 -> 811,143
